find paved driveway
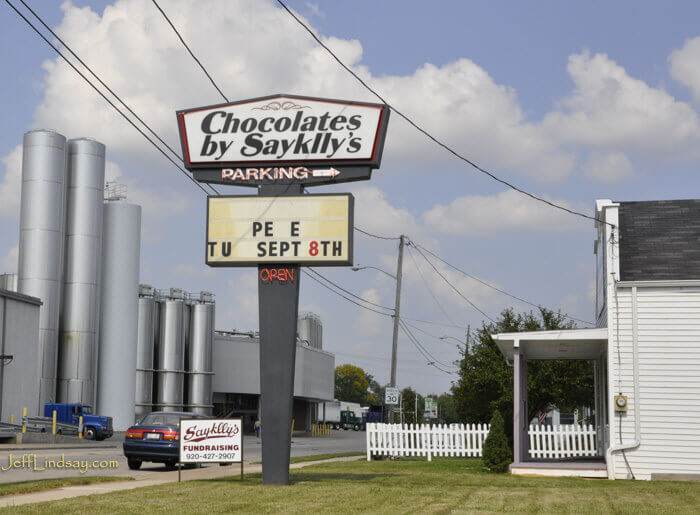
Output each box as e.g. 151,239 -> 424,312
0,430 -> 366,483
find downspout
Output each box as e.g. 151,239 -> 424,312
606,285 -> 641,473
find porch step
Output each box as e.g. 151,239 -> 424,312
510,461 -> 607,478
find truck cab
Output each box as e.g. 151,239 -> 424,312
340,410 -> 361,431
44,403 -> 113,440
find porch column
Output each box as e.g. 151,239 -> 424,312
512,342 -> 528,464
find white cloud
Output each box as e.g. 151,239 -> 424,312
0,146 -> 22,218
103,160 -> 189,220
352,288 -> 386,336
305,2 -> 324,17
543,52 -> 700,158
583,151 -> 634,183
224,273 -> 258,330
172,263 -> 217,278
423,189 -> 587,235
2,244 -> 18,272
8,0 -> 575,185
373,60 -> 575,181
670,36 -> 700,103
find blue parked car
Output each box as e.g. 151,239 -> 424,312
123,411 -> 207,470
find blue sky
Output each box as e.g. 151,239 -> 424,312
2,0 -> 700,393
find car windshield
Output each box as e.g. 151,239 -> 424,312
139,413 -> 182,426
81,406 -> 92,414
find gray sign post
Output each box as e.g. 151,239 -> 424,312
258,183 -> 302,485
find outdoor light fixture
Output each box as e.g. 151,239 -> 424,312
351,265 -> 397,280
0,355 -> 13,365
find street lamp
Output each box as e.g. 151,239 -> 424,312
351,265 -> 397,281
351,235 -> 405,423
440,325 -> 471,354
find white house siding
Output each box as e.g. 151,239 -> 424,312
610,285 -> 700,479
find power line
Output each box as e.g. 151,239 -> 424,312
405,244 -> 457,326
401,319 -> 458,370
302,270 -> 393,317
399,320 -> 456,374
407,240 -> 495,323
399,316 -> 466,329
275,0 -> 613,229
354,227 -> 401,241
5,0 -> 213,196
307,268 -> 394,311
400,320 -> 461,346
150,0 -> 229,103
15,0 -> 219,197
411,240 -> 594,326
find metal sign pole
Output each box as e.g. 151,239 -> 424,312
258,183 -> 302,486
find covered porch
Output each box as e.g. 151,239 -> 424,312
492,328 -> 609,478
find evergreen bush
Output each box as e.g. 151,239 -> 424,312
482,410 -> 512,473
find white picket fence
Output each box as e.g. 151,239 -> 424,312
528,424 -> 598,458
366,423 -> 490,461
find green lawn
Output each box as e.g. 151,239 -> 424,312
250,452 -> 365,465
5,458 -> 700,514
0,476 -> 132,498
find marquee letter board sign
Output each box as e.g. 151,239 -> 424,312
206,193 -> 353,267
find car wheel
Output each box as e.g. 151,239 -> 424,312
127,459 -> 142,470
84,427 -> 96,440
165,461 -> 178,471
353,424 -> 360,431
219,462 -> 233,467
333,423 -> 340,430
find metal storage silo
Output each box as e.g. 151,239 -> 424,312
298,312 -> 322,349
187,292 -> 214,415
157,289 -> 185,412
97,199 -> 141,430
183,296 -> 192,408
135,284 -> 156,420
58,138 -> 105,405
297,314 -> 312,346
0,274 -> 18,292
17,129 -> 68,409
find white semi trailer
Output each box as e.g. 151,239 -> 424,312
320,400 -> 363,430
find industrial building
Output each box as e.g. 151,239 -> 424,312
0,129 -> 335,433
494,198 -> 700,480
212,313 -> 334,433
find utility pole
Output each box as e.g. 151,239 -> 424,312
466,324 -> 471,355
415,393 -> 418,425
388,235 -> 405,424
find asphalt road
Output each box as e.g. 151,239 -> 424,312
0,430 -> 366,484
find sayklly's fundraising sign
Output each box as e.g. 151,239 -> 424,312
179,419 -> 242,463
206,194 -> 353,266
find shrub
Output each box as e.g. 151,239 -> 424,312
482,410 -> 512,473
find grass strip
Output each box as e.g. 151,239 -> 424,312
7,459 -> 700,514
0,476 -> 133,498
249,452 -> 364,465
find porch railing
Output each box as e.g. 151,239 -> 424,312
528,424 -> 598,458
366,423 -> 490,461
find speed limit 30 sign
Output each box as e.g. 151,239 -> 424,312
385,387 -> 399,405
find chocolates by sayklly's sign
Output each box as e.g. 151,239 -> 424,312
179,418 -> 242,463
176,94 -> 390,186
206,193 -> 353,267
